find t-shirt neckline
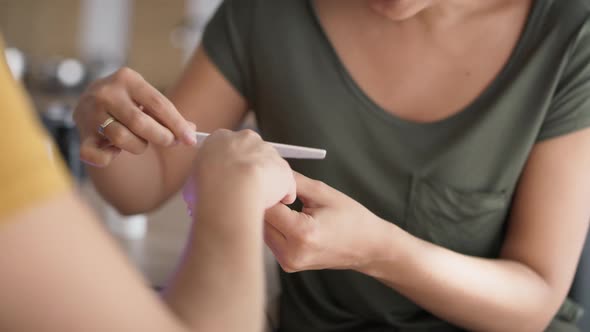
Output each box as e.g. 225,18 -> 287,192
306,0 -> 542,129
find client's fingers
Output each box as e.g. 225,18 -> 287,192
281,172 -> 297,205
264,222 -> 287,257
125,71 -> 196,145
101,118 -> 148,155
80,136 -> 121,168
265,203 -> 303,236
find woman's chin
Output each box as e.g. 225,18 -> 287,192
368,0 -> 430,21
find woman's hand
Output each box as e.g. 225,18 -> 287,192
74,67 -> 197,167
187,129 -> 297,219
264,172 -> 392,272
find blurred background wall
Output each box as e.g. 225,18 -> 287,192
0,1 -> 81,59
0,0 -> 197,89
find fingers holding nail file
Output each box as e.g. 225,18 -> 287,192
195,132 -> 327,160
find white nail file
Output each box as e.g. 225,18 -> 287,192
195,132 -> 327,160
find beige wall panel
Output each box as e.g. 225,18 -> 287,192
128,0 -> 185,89
0,0 -> 81,60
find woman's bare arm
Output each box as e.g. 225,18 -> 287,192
80,48 -> 248,214
360,129 -> 590,331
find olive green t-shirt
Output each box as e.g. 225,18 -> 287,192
203,0 -> 590,331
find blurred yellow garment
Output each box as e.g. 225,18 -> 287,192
0,37 -> 71,220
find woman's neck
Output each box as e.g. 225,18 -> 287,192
370,0 -> 525,30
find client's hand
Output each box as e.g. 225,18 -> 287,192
168,129 -> 295,332
74,67 -> 197,168
185,129 -> 296,219
264,172 -> 390,272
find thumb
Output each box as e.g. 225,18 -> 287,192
281,171 -> 297,205
293,172 -> 334,207
80,136 -> 121,168
265,203 -> 304,236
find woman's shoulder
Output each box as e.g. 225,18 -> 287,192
539,0 -> 590,32
227,0 -> 311,23
520,0 -> 590,58
556,0 -> 590,14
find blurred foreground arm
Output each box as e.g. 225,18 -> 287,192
0,42 -> 295,331
0,130 -> 294,332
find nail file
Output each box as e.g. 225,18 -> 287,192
195,131 -> 327,160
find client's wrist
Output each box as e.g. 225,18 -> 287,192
193,179 -> 266,231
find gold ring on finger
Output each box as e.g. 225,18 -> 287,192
98,116 -> 117,136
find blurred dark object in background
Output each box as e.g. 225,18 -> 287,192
571,240 -> 590,329
27,56 -> 89,180
40,102 -> 84,180
27,57 -> 87,94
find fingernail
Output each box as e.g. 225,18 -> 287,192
184,130 -> 197,145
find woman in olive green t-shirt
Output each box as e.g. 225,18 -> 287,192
73,0 -> 590,331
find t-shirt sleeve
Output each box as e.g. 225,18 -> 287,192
0,39 -> 71,221
538,19 -> 590,141
201,0 -> 256,103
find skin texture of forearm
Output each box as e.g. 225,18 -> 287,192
87,148 -> 169,215
0,189 -> 266,332
163,189 -> 266,332
362,225 -> 561,332
0,192 -> 188,332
